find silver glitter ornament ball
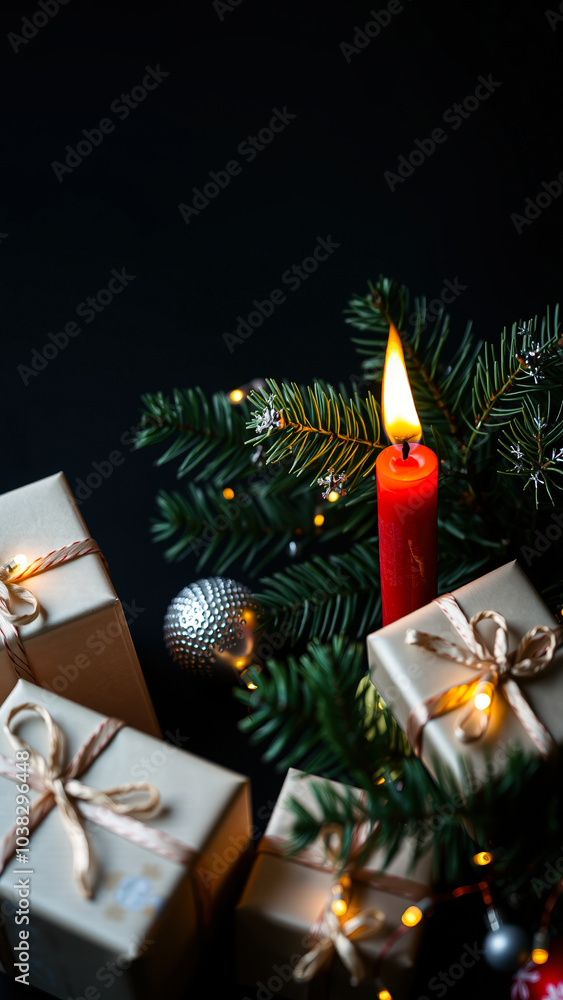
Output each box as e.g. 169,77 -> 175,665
163,577 -> 261,679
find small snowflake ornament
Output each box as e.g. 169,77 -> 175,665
543,984 -> 563,1000
516,325 -> 549,384
512,960 -> 541,999
509,442 -> 526,472
252,396 -> 285,434
317,467 -> 348,499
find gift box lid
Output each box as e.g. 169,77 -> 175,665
0,679 -> 250,955
0,472 -> 116,639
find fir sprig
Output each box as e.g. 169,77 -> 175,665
236,637 -> 403,784
255,540 -> 382,642
135,388 -> 255,485
246,379 -> 383,488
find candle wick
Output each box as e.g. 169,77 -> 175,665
402,440 -> 410,461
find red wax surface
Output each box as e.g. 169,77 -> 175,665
376,444 -> 438,626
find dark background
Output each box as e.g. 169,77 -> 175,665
1,1 -> 562,997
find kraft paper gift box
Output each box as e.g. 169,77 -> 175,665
236,768 -> 432,1000
0,678 -> 252,1000
367,560 -> 563,797
0,472 -> 160,736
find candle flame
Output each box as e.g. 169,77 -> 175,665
381,324 -> 422,444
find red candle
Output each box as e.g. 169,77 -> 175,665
376,324 -> 438,625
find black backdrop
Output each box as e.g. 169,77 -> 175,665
1,1 -> 562,998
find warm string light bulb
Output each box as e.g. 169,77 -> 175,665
474,679 -> 494,712
401,905 -> 422,927
222,488 -> 235,500
473,851 -> 493,866
532,948 -> 549,965
1,554 -> 29,576
229,379 -> 267,404
327,491 -> 339,503
378,990 -> 392,1000
330,875 -> 351,917
532,930 -> 550,965
313,513 -> 325,526
401,897 -> 432,927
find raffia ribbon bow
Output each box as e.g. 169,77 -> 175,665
292,822 -> 385,987
405,593 -> 561,758
0,701 -> 170,899
293,896 -> 385,987
0,540 -> 101,683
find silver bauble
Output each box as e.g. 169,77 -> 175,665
483,924 -> 531,973
163,577 -> 261,678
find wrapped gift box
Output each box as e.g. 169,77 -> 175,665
236,768 -> 432,1000
367,560 -> 563,797
0,472 -> 159,736
0,678 -> 252,1000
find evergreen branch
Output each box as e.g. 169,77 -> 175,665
236,637 -> 400,783
134,388 -> 256,485
465,318 -> 563,463
256,540 -> 382,644
151,482 -> 315,573
346,278 -> 480,447
246,379 -> 383,489
497,395 -> 563,506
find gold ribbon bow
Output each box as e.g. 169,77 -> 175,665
291,822 -> 386,987
293,896 -> 385,987
405,594 -> 561,758
1,702 -> 161,898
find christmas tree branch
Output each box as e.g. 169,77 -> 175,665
134,388 -> 256,485
246,380 -> 383,489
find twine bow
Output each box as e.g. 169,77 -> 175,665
0,702 -> 193,899
0,540 -> 101,683
292,821 -> 384,986
405,593 -> 561,758
293,896 -> 385,987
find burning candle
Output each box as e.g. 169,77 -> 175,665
376,324 -> 438,625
